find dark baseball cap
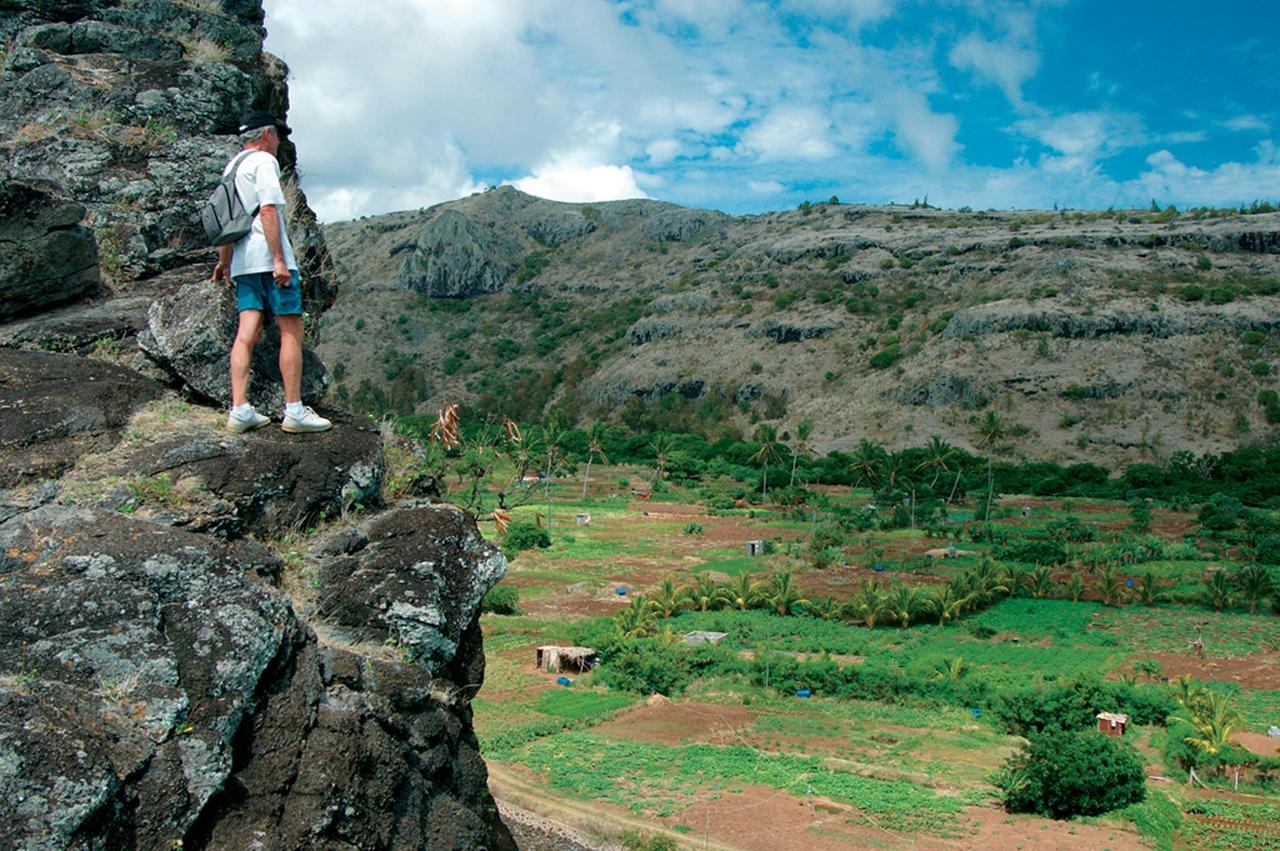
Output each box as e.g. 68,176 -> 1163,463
238,110 -> 288,135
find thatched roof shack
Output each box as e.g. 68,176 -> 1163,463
536,645 -> 598,673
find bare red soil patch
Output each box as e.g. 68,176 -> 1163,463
1233,731 -> 1280,758
1147,652 -> 1280,690
594,699 -> 756,747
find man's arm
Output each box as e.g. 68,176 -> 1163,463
211,243 -> 234,283
258,204 -> 291,287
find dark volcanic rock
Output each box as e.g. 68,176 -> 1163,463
0,348 -> 162,487
643,207 -> 726,242
0,504 -> 515,851
140,276 -> 329,411
314,505 -> 508,675
116,409 -> 383,538
0,179 -> 99,319
396,209 -> 521,298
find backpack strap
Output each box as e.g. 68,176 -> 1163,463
225,150 -> 260,217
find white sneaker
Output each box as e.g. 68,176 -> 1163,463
227,407 -> 270,434
282,406 -> 332,433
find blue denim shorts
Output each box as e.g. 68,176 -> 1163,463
235,270 -> 302,317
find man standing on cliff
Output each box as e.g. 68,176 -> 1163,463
211,109 -> 331,434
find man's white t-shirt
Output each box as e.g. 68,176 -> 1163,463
223,150 -> 298,277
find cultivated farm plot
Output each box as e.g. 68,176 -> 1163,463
478,479 -> 1280,849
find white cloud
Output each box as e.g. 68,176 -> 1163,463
646,138 -> 682,164
889,92 -> 959,171
1224,114 -> 1271,133
748,180 -> 785,194
949,32 -> 1039,107
739,106 -> 838,162
510,160 -> 646,203
1015,111 -> 1146,159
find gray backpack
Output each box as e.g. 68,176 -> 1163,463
201,151 -> 259,246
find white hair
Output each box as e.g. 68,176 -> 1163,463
239,125 -> 274,143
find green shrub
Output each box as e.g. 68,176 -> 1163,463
480,584 -> 521,615
1198,493 -> 1247,533
622,830 -> 678,851
1252,361 -> 1272,376
869,345 -> 902,370
997,729 -> 1146,819
596,640 -> 690,695
504,520 -> 551,555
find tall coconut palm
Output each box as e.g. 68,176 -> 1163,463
787,419 -> 814,488
750,425 -> 783,503
916,436 -> 957,490
848,439 -> 887,493
975,411 -> 1006,521
648,434 -> 677,483
580,421 -> 610,498
765,571 -> 811,616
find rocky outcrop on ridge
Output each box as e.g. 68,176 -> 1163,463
139,275 -> 330,411
0,502 -> 513,851
0,1 -> 517,847
0,178 -> 99,319
322,189 -> 1280,466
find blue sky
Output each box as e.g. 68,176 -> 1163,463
264,0 -> 1279,222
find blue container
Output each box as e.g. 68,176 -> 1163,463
616,588 -> 627,595
971,707 -> 981,718
874,563 -> 885,572
556,676 -> 571,686
796,689 -> 811,698
1126,578 -> 1134,588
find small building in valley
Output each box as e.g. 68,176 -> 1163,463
536,645 -> 598,673
1096,712 -> 1129,737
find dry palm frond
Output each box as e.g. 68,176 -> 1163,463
429,403 -> 460,448
492,508 -> 511,534
502,417 -> 522,444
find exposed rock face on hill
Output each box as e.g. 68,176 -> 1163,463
0,0 -> 335,324
322,188 -> 1280,466
0,2 -> 516,848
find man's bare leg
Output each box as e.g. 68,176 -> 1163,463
230,310 -> 265,406
277,314 -> 303,404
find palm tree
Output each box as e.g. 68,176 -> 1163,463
1202,568 -> 1234,611
885,584 -> 922,628
614,596 -> 659,638
962,559 -> 1011,609
750,425 -> 783,503
1064,574 -> 1085,602
681,574 -> 724,612
648,434 -> 676,483
764,571 -> 811,616
1135,569 -> 1168,606
975,411 -> 1006,521
724,573 -> 764,611
1175,689 -> 1243,755
1002,563 -> 1033,597
935,657 -> 968,681
788,419 -> 814,488
848,439 -> 887,493
651,577 -> 684,618
1097,565 -> 1128,607
806,596 -> 841,621
916,436 -> 956,490
1234,563 -> 1274,614
580,421 -> 609,498
925,585 -> 971,625
1027,566 -> 1055,599
847,579 -> 886,628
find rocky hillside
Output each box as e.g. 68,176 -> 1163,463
0,2 -> 514,848
320,187 -> 1280,466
